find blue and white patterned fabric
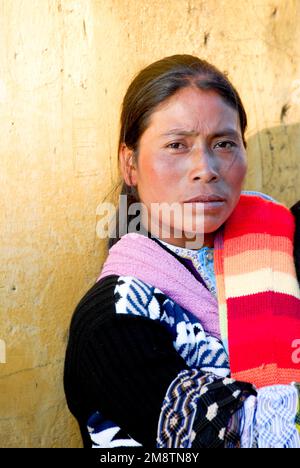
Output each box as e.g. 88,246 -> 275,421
240,395 -> 257,448
114,275 -> 230,377
241,190 -> 277,203
254,385 -> 300,448
87,410 -> 142,448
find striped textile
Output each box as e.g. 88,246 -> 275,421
214,195 -> 300,388
254,385 -> 300,448
240,395 -> 257,448
224,406 -> 244,448
156,369 -> 213,448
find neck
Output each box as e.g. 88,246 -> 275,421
159,233 -> 215,249
143,226 -> 215,249
140,211 -> 215,249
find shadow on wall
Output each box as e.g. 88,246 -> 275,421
245,122 -> 300,208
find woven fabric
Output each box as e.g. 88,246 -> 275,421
156,369 -> 215,448
214,195 -> 300,388
240,395 -> 257,448
87,410 -> 142,448
157,240 -> 217,297
114,276 -> 229,376
224,406 -> 245,448
99,195 -> 300,388
191,378 -> 256,448
98,233 -> 220,339
255,385 -> 300,448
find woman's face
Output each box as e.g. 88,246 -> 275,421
128,86 -> 247,247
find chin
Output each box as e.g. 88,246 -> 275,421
203,218 -> 225,234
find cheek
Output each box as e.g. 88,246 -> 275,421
140,155 -> 182,186
137,157 -> 184,205
238,157 -> 247,183
226,154 -> 247,188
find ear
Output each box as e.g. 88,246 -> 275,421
119,143 -> 138,186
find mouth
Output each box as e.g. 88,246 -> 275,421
183,194 -> 226,212
183,194 -> 225,203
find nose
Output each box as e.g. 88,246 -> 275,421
188,145 -> 220,183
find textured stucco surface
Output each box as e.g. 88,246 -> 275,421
0,0 -> 299,447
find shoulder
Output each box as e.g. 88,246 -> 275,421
68,274 -> 169,329
113,275 -> 170,320
64,274 -> 178,383
65,274 -> 174,354
66,273 -> 183,345
68,274 -> 120,335
291,201 -> 300,221
291,201 -> 300,282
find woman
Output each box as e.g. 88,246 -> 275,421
64,55 -> 300,448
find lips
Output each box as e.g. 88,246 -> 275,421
183,194 -> 225,203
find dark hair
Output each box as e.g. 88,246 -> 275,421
109,54 -> 248,248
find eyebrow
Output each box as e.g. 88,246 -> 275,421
161,128 -> 241,139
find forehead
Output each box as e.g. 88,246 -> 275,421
147,87 -> 240,135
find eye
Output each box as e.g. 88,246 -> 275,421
214,140 -> 237,150
166,142 -> 186,150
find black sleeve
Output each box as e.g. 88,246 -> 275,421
64,276 -> 188,448
291,201 -> 300,283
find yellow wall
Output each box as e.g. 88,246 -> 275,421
0,0 -> 299,447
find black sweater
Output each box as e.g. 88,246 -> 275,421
291,201 -> 300,283
64,274 -> 188,447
